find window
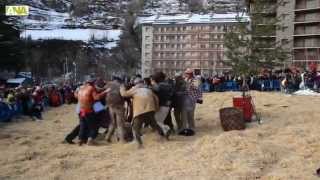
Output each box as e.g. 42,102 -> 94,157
282,39 -> 289,45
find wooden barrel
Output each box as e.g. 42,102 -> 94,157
219,107 -> 245,131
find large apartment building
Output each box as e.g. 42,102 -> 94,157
247,0 -> 320,69
139,14 -> 249,78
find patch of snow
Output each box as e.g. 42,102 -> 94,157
137,13 -> 248,26
7,78 -> 26,84
293,89 -> 320,96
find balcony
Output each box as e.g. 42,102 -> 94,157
294,33 -> 320,37
294,13 -> 320,24
152,48 -> 224,52
293,49 -> 320,61
294,27 -> 320,36
295,0 -> 320,12
294,40 -> 320,48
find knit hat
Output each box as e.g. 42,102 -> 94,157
184,68 -> 193,74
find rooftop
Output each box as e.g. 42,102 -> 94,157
137,13 -> 249,25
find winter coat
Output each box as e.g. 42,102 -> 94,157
105,81 -> 124,108
120,84 -> 159,118
152,82 -> 174,107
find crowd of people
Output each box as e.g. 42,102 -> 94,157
1,67 -> 319,148
0,84 -> 77,122
64,68 -> 203,148
200,69 -> 320,93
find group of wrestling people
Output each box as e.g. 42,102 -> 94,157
64,68 -> 203,148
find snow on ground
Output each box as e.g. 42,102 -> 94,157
143,0 -> 188,14
136,13 -> 248,26
293,89 -> 320,96
23,6 -> 70,29
21,29 -> 122,42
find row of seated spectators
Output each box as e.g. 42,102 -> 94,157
0,84 -> 77,122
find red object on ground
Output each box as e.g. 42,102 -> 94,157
50,93 -> 61,107
233,96 -> 254,122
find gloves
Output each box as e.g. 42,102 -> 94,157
196,99 -> 203,104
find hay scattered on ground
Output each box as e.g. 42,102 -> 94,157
1,91 -> 320,180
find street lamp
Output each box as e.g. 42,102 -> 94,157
73,61 -> 77,84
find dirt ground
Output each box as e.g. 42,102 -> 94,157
1,91 -> 320,180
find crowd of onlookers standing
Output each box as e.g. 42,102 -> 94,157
200,70 -> 320,93
1,68 -> 319,123
0,84 -> 77,122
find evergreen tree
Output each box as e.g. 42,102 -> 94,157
224,0 -> 289,94
0,1 -> 24,72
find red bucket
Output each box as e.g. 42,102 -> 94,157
233,96 -> 254,122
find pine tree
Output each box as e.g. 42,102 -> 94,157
0,0 -> 24,71
224,0 -> 289,95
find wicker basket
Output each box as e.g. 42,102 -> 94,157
219,107 -> 245,131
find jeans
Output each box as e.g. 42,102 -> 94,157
105,106 -> 125,142
65,124 -> 80,142
79,112 -> 98,142
132,111 -> 163,146
65,110 -> 110,142
154,106 -> 171,134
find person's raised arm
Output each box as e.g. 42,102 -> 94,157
92,87 -> 111,101
120,85 -> 135,97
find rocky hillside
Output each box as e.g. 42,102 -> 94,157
6,0 -> 245,46
8,0 -> 245,30
143,0 -> 245,14
8,0 -> 127,30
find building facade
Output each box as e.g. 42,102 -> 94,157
139,14 -> 248,78
247,0 -> 320,69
